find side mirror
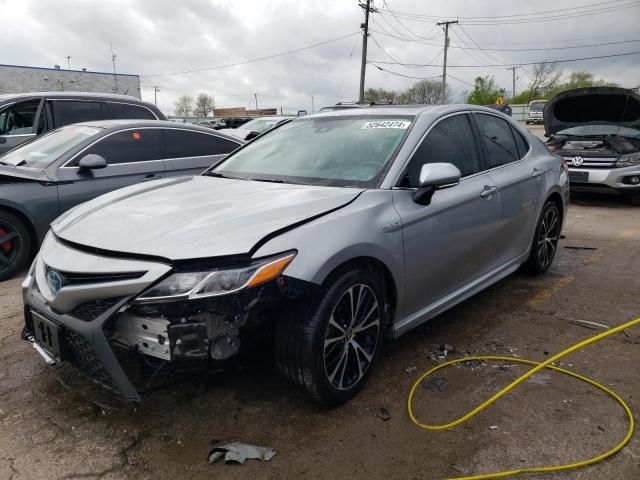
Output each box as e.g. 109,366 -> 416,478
77,154 -> 107,172
413,162 -> 461,205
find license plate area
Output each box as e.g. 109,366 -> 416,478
32,311 -> 63,361
569,171 -> 589,183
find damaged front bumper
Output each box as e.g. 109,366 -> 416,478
22,236 -> 316,401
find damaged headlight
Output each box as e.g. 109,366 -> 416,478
136,252 -> 295,302
617,153 -> 640,167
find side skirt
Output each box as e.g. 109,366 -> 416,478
392,254 -> 527,338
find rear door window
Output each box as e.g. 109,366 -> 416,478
511,125 -> 530,158
108,102 -> 157,120
474,113 -> 519,168
401,114 -> 480,187
77,129 -> 164,165
51,101 -> 111,128
165,129 -> 240,158
0,100 -> 39,135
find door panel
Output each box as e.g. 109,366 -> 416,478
394,172 -> 500,319
473,113 -> 539,264
57,161 -> 166,211
56,128 -> 166,211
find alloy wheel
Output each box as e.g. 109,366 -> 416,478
537,206 -> 560,269
0,221 -> 21,271
323,284 -> 381,390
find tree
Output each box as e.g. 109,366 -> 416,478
174,95 -> 193,117
527,62 -> 562,101
364,87 -> 398,103
465,75 -> 506,105
397,79 -> 448,105
194,93 -> 215,117
510,69 -> 618,103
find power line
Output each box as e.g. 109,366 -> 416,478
141,32 -> 359,77
381,0 -> 438,41
370,34 -> 442,69
447,74 -> 475,87
368,62 -> 442,80
377,0 -> 640,24
369,49 -> 640,68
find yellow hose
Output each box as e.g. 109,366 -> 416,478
407,317 -> 640,480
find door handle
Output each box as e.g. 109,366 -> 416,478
141,174 -> 161,182
480,185 -> 498,198
531,168 -> 543,178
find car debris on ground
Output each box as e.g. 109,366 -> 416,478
207,442 -> 276,464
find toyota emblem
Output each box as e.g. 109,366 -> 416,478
46,270 -> 64,295
572,156 -> 584,167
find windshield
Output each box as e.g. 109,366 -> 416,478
556,125 -> 640,138
0,125 -> 101,169
530,102 -> 546,112
241,118 -> 280,132
213,115 -> 413,187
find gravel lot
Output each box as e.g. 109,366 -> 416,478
1,157 -> 639,479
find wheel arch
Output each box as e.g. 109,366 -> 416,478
318,255 -> 399,331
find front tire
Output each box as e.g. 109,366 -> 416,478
630,195 -> 640,206
524,201 -> 561,274
0,211 -> 32,282
275,268 -> 384,405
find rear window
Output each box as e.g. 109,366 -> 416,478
51,101 -> 110,128
165,130 -> 240,158
108,102 -> 156,120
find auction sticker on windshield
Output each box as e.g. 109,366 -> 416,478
361,120 -> 411,129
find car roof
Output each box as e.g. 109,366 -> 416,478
65,119 -> 245,142
0,91 -> 143,102
244,115 -> 294,122
304,104 -> 503,118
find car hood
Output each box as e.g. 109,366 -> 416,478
0,165 -> 51,183
52,175 -> 363,260
544,87 -> 640,136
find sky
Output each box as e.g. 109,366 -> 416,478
1,0 -> 639,116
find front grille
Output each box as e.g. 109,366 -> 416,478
44,265 -> 145,287
564,156 -> 618,168
70,298 -> 123,322
65,329 -> 118,392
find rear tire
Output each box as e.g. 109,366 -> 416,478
630,195 -> 640,206
524,201 -> 561,275
0,211 -> 32,282
274,267 -> 384,405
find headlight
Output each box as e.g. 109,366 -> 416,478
136,252 -> 295,302
617,153 -> 640,167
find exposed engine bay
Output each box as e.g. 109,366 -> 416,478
546,135 -> 640,156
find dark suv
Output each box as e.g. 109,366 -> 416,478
0,92 -> 165,154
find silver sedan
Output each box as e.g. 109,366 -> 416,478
22,105 -> 569,405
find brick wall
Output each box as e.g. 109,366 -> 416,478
0,65 -> 141,98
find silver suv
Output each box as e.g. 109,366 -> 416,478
545,87 -> 640,205
22,105 -> 569,405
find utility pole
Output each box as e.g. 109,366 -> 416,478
311,95 -> 315,113
506,66 -> 520,100
66,56 -> 71,70
358,0 -> 374,104
153,86 -> 160,105
110,43 -> 118,94
436,20 -> 458,104
254,93 -> 259,110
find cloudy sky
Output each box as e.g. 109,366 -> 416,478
1,0 -> 639,115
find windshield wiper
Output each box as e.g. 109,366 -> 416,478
202,171 -> 244,180
251,177 -> 284,184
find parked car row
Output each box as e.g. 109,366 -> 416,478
0,92 -> 165,154
17,103 -> 569,405
0,119 -> 243,280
